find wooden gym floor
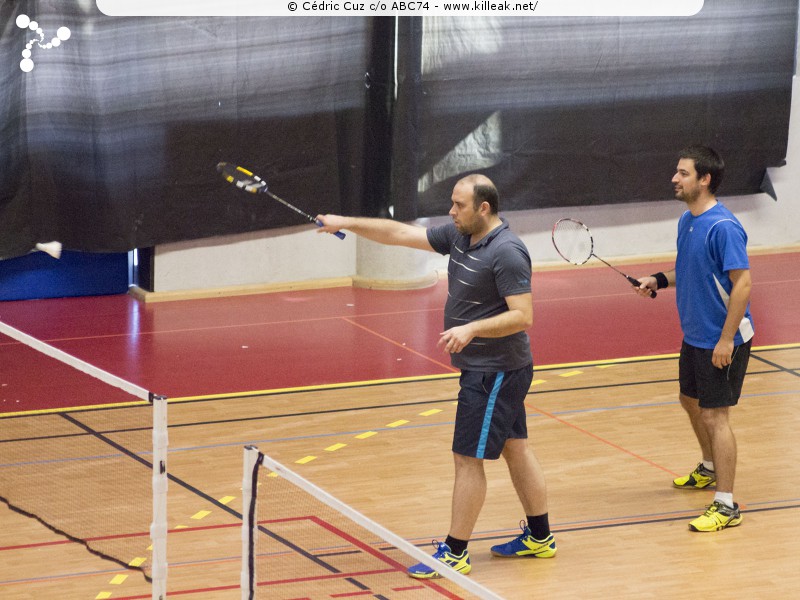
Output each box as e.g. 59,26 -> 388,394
0,250 -> 799,599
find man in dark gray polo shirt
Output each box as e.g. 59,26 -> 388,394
316,174 -> 556,578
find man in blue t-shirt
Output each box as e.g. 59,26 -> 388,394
317,174 -> 556,578
637,146 -> 753,532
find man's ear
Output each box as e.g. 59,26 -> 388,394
699,172 -> 712,189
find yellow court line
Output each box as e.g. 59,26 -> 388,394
162,349 -> 722,403
752,342 -> 800,351
169,372 -> 461,403
419,409 -> 442,416
3,343 -> 797,418
559,370 -> 584,378
0,399 -> 149,418
355,431 -> 377,439
538,353 -> 680,370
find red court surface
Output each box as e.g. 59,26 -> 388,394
1,251 -> 798,412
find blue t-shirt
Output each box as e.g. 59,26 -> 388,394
427,219 -> 533,371
675,203 -> 754,349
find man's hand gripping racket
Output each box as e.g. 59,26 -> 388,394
551,218 -> 656,298
217,162 -> 346,240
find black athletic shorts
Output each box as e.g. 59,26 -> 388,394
679,339 -> 751,408
452,364 -> 533,460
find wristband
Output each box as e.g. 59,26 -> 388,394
651,272 -> 669,290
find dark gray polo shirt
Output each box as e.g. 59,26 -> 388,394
427,218 -> 533,372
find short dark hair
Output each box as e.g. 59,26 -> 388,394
678,145 -> 725,194
473,183 -> 499,214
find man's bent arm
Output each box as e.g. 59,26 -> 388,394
438,293 -> 533,354
713,268 -> 752,367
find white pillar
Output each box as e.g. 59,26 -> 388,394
353,236 -> 439,289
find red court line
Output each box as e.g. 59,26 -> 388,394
114,584 -> 240,599
1,251 -> 798,408
0,307 -> 446,346
259,568 -> 405,588
0,521 -> 243,553
257,514 -> 462,599
526,401 -> 681,478
342,316 -> 457,373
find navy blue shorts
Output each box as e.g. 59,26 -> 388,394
679,340 -> 751,408
452,364 -> 533,460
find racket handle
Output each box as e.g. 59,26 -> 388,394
315,219 -> 346,240
627,276 -> 657,298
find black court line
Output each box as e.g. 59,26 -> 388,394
65,414 -> 397,598
400,502 -> 800,550
2,344 -> 796,421
750,351 -> 800,378
1,363 -> 796,445
4,346 -> 798,598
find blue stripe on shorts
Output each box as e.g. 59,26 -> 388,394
476,371 -> 504,458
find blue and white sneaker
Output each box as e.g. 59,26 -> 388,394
407,541 -> 471,579
490,521 -> 557,558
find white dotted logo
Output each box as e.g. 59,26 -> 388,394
16,14 -> 71,73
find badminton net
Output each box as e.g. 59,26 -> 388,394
0,320 -> 167,598
242,446 -> 504,600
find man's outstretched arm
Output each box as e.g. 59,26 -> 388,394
316,215 -> 434,252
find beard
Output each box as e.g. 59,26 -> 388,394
675,186 -> 699,203
453,215 -> 481,236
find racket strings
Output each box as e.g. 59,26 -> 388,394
217,163 -> 267,193
236,178 -> 265,193
552,219 -> 593,265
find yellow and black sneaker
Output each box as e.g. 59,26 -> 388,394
490,521 -> 557,558
407,541 -> 471,579
673,463 -> 716,489
689,501 -> 743,532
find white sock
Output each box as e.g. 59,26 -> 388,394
702,460 -> 715,472
714,492 -> 734,509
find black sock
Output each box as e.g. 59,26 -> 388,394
527,514 -> 550,541
444,535 -> 469,556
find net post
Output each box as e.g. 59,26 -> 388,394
247,448 -> 505,600
241,446 -> 263,600
150,394 -> 168,600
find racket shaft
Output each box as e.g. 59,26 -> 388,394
218,163 -> 346,239
552,217 -> 654,298
266,191 -> 314,222
267,191 -> 346,239
597,257 -> 656,298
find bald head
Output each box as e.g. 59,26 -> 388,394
456,174 -> 499,214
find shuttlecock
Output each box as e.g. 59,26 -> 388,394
35,241 -> 62,259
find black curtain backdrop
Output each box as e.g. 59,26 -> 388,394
393,0 -> 797,219
1,4 -> 372,257
0,0 -> 796,257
